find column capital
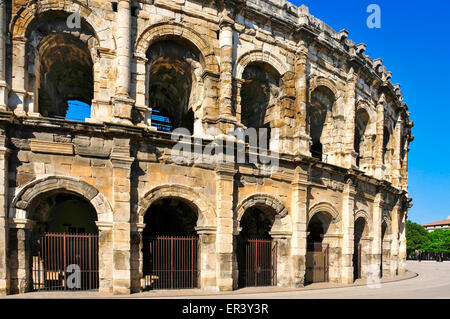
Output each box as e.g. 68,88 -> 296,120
9,218 -> 34,229
96,221 -> 113,231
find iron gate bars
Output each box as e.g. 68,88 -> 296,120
238,238 -> 277,287
144,236 -> 199,290
32,233 -> 99,291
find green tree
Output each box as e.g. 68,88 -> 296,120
406,220 -> 430,255
424,229 -> 450,253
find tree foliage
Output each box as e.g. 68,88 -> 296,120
406,220 -> 450,253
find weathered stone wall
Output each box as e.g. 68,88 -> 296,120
0,0 -> 413,295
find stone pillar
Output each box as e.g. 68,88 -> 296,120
9,218 -> 34,294
343,68 -> 357,168
398,210 -> 407,275
392,119 -> 403,188
131,222 -> 145,293
390,203 -> 400,276
133,55 -> 152,129
218,8 -> 234,123
233,79 -> 244,123
270,233 -> 292,287
374,94 -> 386,180
293,40 -> 311,156
370,190 -> 383,281
96,221 -> 114,293
196,226 -> 217,290
111,137 -> 134,294
341,177 -> 356,284
0,0 -> 8,110
11,38 -> 27,117
290,166 -> 309,287
113,0 -> 133,125
215,164 -> 236,291
0,125 -> 9,294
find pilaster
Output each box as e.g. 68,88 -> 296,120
341,177 -> 356,284
215,163 -> 236,291
111,137 -> 134,294
290,165 -> 309,287
293,40 -> 311,156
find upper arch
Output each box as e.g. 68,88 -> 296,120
10,1 -> 115,51
135,22 -> 219,73
9,175 -> 113,223
234,50 -> 288,79
138,184 -> 217,228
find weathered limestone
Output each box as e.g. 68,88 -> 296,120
0,0 -> 412,295
0,0 -> 7,110
111,138 -> 134,294
341,178 -> 356,284
290,166 -> 309,287
215,164 -> 236,291
0,125 -> 9,294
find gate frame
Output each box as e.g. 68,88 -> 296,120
237,237 -> 278,288
32,232 -> 99,291
143,235 -> 200,290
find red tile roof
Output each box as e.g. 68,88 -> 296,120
423,216 -> 450,227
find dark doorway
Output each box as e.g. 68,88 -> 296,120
306,214 -> 329,283
237,207 -> 277,288
353,217 -> 367,280
30,192 -> 99,291
142,198 -> 199,289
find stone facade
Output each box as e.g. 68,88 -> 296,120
0,0 -> 413,295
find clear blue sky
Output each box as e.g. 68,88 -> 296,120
291,0 -> 450,225
67,1 -> 449,225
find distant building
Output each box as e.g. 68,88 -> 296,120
423,216 -> 450,232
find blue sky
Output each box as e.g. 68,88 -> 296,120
292,0 -> 450,224
66,1 -> 449,225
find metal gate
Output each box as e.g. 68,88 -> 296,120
238,238 -> 277,287
305,242 -> 329,283
143,236 -> 199,290
353,243 -> 362,279
32,233 -> 99,291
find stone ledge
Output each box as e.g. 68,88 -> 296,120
30,140 -> 73,155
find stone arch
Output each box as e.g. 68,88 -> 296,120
309,76 -> 339,99
10,1 -> 115,51
135,22 -> 219,73
234,50 -> 288,79
308,201 -> 340,224
236,194 -> 291,236
382,211 -> 392,236
354,209 -> 371,229
138,184 -> 217,229
9,175 -> 113,224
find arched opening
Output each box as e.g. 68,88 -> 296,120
306,212 -> 332,283
26,11 -> 96,121
240,63 -> 280,147
354,108 -> 370,167
309,86 -> 335,160
142,198 -> 199,289
29,191 -> 99,291
237,206 -> 277,287
383,127 -> 391,165
147,39 -> 203,133
353,217 -> 368,280
381,221 -> 390,278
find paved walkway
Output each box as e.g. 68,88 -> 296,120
2,261 -> 449,299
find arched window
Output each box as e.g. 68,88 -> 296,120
147,39 -> 202,133
26,11 -> 96,121
354,108 -> 370,167
240,62 -> 280,146
383,126 -> 391,165
309,86 -> 335,159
